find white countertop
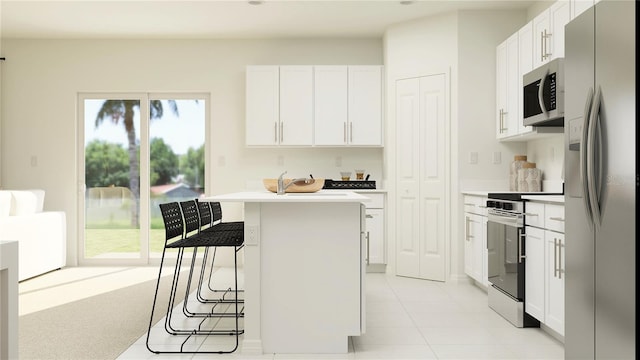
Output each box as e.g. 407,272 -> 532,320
522,195 -> 565,203
202,190 -> 371,203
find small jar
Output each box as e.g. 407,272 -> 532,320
510,155 -> 527,191
518,162 -> 542,192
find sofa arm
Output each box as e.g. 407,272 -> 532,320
0,211 -> 67,281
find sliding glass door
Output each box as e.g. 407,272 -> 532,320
79,93 -> 207,264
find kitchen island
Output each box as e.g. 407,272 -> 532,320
201,190 -> 369,354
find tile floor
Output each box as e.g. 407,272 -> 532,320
119,270 -> 564,359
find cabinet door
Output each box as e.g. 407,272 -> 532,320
365,209 -> 385,265
279,66 -> 313,146
470,214 -> 484,283
548,0 -> 571,61
314,66 -> 348,146
481,216 -> 488,286
517,22 -> 535,136
497,33 -> 519,139
464,214 -> 474,277
246,66 -> 279,146
533,9 -> 550,68
525,226 -> 545,321
545,230 -> 565,335
348,66 -> 382,146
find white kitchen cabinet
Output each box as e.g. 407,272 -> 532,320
358,192 -> 386,272
496,32 -> 519,139
463,195 -> 488,286
246,66 -> 280,146
533,0 -> 571,68
278,66 -> 314,146
314,66 -> 348,146
347,66 -> 383,146
571,0 -> 593,19
246,65 -> 312,146
525,226 -> 545,321
545,230 -> 565,335
524,200 -> 565,336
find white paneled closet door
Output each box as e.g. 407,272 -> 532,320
395,73 -> 448,281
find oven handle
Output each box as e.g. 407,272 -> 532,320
487,214 -> 520,227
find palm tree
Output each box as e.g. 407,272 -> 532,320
95,99 -> 178,227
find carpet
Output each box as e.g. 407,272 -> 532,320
19,267 -> 201,360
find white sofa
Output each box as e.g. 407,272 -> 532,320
0,189 -> 66,281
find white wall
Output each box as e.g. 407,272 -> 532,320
384,9 -> 529,281
0,38 -> 383,265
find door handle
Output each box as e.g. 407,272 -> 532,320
558,238 -> 563,280
518,230 -> 526,262
540,31 -> 545,62
554,238 -> 558,278
366,231 -> 370,265
587,86 -> 602,228
538,68 -> 548,114
274,122 -> 278,143
280,122 -> 284,143
581,87 -> 594,229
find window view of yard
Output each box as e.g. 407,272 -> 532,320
84,97 -> 205,260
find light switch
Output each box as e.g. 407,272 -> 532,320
277,155 -> 284,166
493,151 -> 501,164
246,225 -> 259,245
469,152 -> 478,164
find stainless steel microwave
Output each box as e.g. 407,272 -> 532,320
523,58 -> 564,126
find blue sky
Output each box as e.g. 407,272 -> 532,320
84,99 -> 205,155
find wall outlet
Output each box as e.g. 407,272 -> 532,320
336,156 -> 342,167
246,225 -> 259,245
277,155 -> 284,166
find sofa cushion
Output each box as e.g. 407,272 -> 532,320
9,190 -> 44,216
0,191 -> 11,218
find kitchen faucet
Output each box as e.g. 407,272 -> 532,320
277,171 -> 309,195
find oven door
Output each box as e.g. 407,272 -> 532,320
487,212 -> 525,300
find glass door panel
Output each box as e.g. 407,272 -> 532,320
83,98 -> 142,259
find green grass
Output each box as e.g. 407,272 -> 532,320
84,217 -> 171,258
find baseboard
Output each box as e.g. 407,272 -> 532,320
241,339 -> 263,354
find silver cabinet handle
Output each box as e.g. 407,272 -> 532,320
549,216 -> 565,222
463,203 -> 476,206
540,31 -> 545,62
478,205 -> 488,209
518,231 -> 526,262
366,231 -> 370,265
280,122 -> 284,142
465,216 -> 471,241
365,214 -> 373,218
343,122 -> 347,143
558,238 -> 563,279
554,238 -> 559,278
543,29 -> 551,59
274,122 -> 278,143
523,212 -> 539,217
350,122 -> 353,143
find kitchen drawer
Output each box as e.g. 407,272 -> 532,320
545,204 -> 565,233
463,195 -> 488,216
359,193 -> 384,209
525,202 -> 545,227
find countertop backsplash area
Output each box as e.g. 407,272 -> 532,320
524,135 -> 564,187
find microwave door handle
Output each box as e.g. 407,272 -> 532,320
581,87 -> 594,229
538,69 -> 548,114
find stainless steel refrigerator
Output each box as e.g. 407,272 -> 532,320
564,1 -> 635,358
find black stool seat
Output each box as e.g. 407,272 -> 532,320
166,230 -> 243,248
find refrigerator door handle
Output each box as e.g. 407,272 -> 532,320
587,86 -> 603,227
581,87 -> 594,228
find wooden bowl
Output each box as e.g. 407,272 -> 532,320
263,178 -> 325,193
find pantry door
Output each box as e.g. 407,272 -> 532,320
395,73 -> 449,281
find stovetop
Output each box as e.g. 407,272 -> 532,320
322,179 -> 376,190
488,191 -> 564,201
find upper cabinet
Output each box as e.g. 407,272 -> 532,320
246,65 -> 313,146
571,0 -> 602,19
347,66 -> 383,146
246,65 -> 383,147
532,0 -> 571,68
496,33 -> 520,139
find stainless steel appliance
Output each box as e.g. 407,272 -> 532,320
486,194 -> 540,328
523,57 -> 564,127
564,1 -> 635,358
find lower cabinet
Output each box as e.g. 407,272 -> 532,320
463,195 -> 488,286
357,192 -> 386,272
525,211 -> 565,336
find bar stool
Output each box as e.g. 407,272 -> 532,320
146,201 -> 244,354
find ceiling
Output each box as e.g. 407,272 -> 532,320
1,0 -> 535,39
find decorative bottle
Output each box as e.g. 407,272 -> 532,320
518,162 -> 542,192
509,155 -> 527,191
